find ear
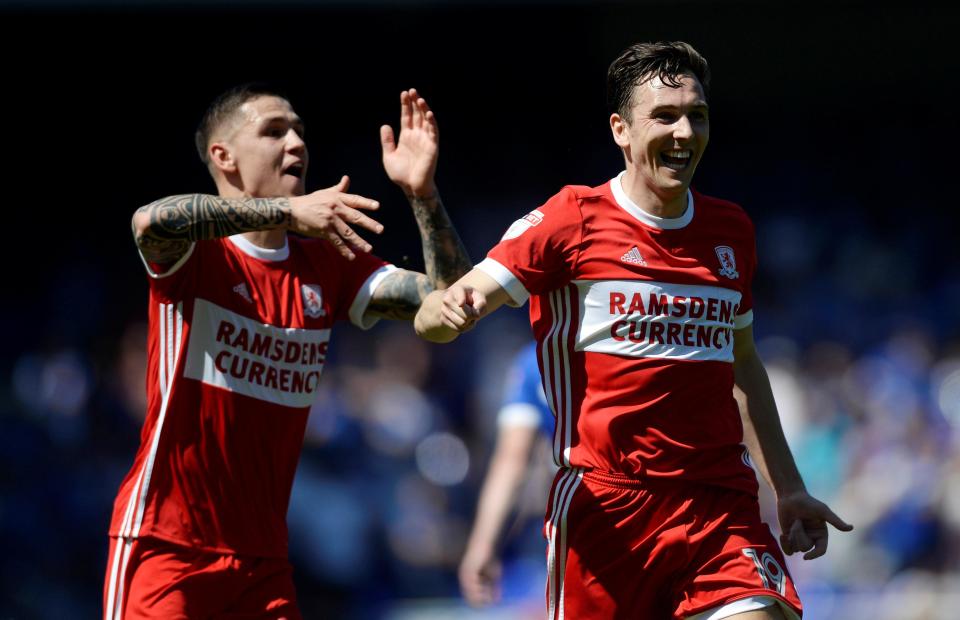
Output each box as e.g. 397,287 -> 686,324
610,113 -> 630,148
209,142 -> 237,174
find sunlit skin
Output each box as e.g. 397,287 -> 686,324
197,91 -> 443,254
610,74 -> 710,219
208,96 -> 309,248
212,95 -> 308,198
412,59 -> 852,620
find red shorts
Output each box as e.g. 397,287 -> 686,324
544,468 -> 802,619
103,536 -> 301,620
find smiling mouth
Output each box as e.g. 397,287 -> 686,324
660,149 -> 692,170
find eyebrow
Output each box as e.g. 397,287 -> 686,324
649,102 -> 709,113
262,115 -> 305,132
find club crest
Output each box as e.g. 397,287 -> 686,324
301,284 -> 326,318
714,246 -> 740,279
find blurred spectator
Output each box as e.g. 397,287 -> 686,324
2,9 -> 958,617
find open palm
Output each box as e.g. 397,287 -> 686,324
381,88 -> 439,196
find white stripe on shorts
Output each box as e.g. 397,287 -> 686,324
546,467 -> 583,620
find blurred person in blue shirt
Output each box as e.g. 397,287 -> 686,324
459,342 -> 555,606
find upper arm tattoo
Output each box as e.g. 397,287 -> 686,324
366,269 -> 434,321
132,194 -> 291,264
407,192 -> 472,289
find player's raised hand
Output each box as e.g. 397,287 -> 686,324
440,285 -> 486,332
777,491 -> 853,560
380,88 -> 439,197
287,175 -> 383,260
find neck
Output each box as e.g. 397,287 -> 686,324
241,229 -> 287,249
620,169 -> 688,219
215,182 -> 289,249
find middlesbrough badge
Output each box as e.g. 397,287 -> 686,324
301,284 -> 326,318
714,246 -> 740,280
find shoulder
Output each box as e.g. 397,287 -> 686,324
557,181 -> 611,203
290,235 -> 388,273
693,190 -> 751,220
539,185 -> 583,210
502,187 -> 584,237
692,190 -> 755,233
536,182 -> 610,220
272,235 -> 340,279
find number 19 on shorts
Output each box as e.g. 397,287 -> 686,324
742,548 -> 787,595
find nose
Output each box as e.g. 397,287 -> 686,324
673,115 -> 693,141
286,129 -> 306,154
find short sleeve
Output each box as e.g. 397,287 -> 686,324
347,264 -> 397,329
138,243 -> 196,281
139,241 -> 206,303
496,344 -> 553,434
479,187 -> 584,306
328,248 -> 394,329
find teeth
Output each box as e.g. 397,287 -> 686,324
665,150 -> 690,159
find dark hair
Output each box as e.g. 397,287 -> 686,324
606,41 -> 710,119
194,83 -> 289,164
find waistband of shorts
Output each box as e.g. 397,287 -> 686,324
579,468 -> 651,489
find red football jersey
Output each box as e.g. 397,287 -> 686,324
110,234 -> 393,557
479,173 -> 759,494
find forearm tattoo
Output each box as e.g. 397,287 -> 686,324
133,194 -> 290,263
408,192 -> 472,288
367,270 -> 434,320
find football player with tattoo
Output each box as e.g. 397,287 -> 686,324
104,85 -> 470,619
416,42 -> 852,619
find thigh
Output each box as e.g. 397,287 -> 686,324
674,489 -> 802,620
130,538 -> 233,619
104,536 -> 210,620
104,537 -> 298,620
217,556 -> 301,620
545,469 -> 690,620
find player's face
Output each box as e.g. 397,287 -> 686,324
228,96 -> 308,197
616,74 -> 709,196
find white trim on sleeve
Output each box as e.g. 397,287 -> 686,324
733,309 -> 754,330
497,403 -> 542,429
349,264 -> 398,329
138,243 -> 195,279
475,258 -> 529,307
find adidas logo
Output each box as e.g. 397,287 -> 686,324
233,283 -> 252,303
620,246 -> 646,265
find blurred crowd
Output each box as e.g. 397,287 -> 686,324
1,195 -> 958,619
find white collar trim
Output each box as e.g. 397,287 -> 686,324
228,233 -> 290,261
610,171 -> 694,230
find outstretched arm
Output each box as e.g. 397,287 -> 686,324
414,269 -> 512,342
132,176 -> 383,265
460,424 -> 540,607
132,194 -> 288,264
366,89 -> 472,321
733,325 -> 853,559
